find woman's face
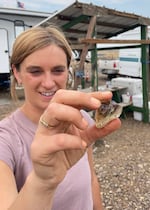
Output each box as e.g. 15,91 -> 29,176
14,44 -> 69,112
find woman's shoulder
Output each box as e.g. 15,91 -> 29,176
0,109 -> 24,150
0,109 -> 20,130
0,108 -> 36,133
0,108 -> 36,149
0,108 -> 34,172
0,109 -> 22,171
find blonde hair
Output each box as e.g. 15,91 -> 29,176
10,25 -> 72,100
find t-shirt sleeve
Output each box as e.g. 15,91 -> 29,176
0,128 -> 16,171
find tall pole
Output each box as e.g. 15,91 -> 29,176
141,25 -> 149,122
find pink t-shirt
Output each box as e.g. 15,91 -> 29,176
0,109 -> 94,210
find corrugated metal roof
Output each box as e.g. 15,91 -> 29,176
37,1 -> 150,50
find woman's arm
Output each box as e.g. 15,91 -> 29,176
0,161 -> 55,210
0,90 -> 121,210
87,147 -> 104,210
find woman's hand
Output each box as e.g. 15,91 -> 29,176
30,89 -> 121,190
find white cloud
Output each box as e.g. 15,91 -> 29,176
0,0 -> 16,7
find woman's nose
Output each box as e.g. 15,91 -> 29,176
41,73 -> 55,88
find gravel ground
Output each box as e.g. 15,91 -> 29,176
0,89 -> 150,210
93,115 -> 150,210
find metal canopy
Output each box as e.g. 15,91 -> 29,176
37,1 -> 150,123
37,1 -> 150,50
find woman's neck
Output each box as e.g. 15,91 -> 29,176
20,103 -> 44,124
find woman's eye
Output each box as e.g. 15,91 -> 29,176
52,67 -> 65,74
55,69 -> 64,73
30,70 -> 42,75
26,66 -> 43,75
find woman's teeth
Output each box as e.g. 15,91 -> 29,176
41,92 -> 54,96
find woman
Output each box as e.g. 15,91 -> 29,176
0,25 -> 121,210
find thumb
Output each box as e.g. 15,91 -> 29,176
81,118 -> 121,146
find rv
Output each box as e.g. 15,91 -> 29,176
0,7 -> 51,88
97,51 -> 119,79
98,27 -> 150,78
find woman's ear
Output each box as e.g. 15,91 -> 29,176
12,64 -> 22,85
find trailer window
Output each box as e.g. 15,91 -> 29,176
14,20 -> 25,37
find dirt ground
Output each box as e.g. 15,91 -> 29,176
0,76 -> 150,209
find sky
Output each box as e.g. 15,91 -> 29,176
0,0 -> 150,18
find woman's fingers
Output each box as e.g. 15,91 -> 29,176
51,89 -> 112,110
37,89 -> 121,148
33,133 -> 87,153
31,133 -> 87,180
81,118 -> 121,146
38,90 -> 113,134
39,103 -> 88,134
90,91 -> 112,101
37,118 -> 121,153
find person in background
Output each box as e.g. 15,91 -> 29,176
0,25 -> 121,210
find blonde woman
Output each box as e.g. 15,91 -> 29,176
0,25 -> 121,210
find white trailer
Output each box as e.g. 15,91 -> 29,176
98,58 -> 119,77
98,27 -> 150,78
119,48 -> 142,77
0,7 -> 51,88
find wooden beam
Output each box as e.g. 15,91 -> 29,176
74,16 -> 97,89
78,16 -> 97,70
80,38 -> 150,44
71,44 -> 94,50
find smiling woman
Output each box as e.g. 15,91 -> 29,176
10,25 -> 71,101
0,25 -> 121,210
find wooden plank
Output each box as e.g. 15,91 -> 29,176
78,16 -> 97,70
71,44 -> 94,50
80,38 -> 150,44
74,16 -> 96,89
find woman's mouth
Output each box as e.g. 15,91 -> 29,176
40,91 -> 56,98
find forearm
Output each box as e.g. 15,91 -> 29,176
92,174 -> 103,210
8,172 -> 56,210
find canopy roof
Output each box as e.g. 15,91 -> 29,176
38,1 -> 150,50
